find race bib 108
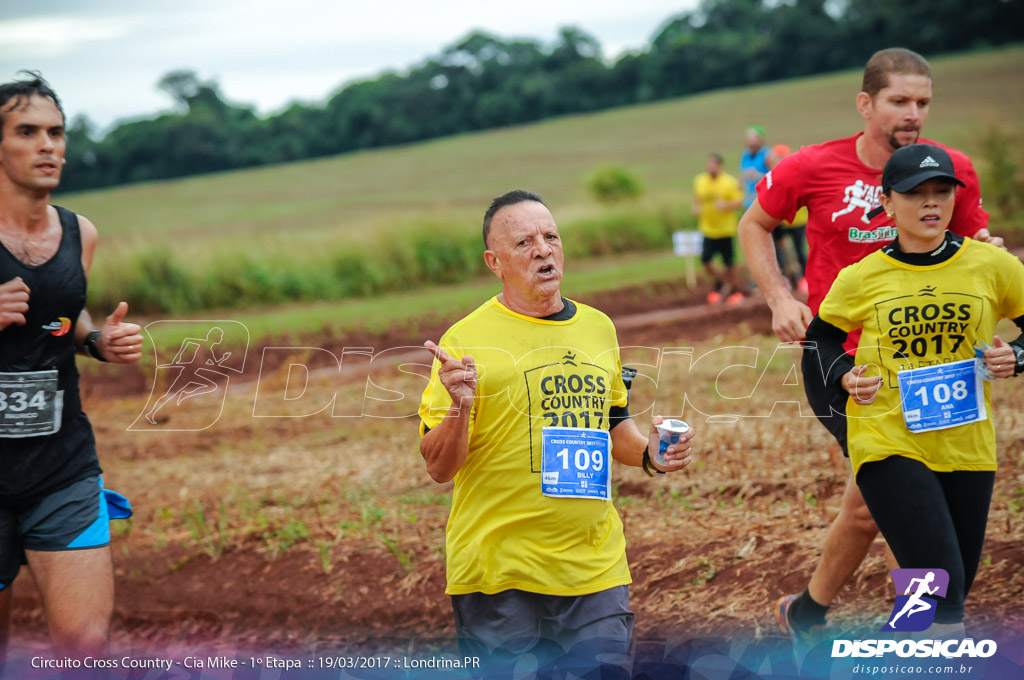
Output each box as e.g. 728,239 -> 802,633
897,359 -> 986,434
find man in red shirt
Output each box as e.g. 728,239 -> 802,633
737,48 -> 1001,645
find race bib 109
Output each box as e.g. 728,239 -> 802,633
541,427 -> 611,500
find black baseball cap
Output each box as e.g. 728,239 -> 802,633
882,143 -> 965,193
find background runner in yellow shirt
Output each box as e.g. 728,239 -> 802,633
806,144 -> 1024,637
693,153 -> 744,304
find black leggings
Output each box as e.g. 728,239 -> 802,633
857,456 -> 994,624
772,225 -> 807,276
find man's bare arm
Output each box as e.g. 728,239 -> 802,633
419,341 -> 477,483
420,402 -> 472,484
738,199 -> 813,341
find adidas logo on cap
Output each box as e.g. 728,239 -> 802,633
882,144 -> 964,193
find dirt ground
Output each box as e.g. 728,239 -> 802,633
9,281 -> 1024,660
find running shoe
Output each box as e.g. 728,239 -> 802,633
725,291 -> 744,305
775,595 -> 833,660
706,291 -> 722,304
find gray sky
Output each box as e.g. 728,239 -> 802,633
0,1 -> 698,132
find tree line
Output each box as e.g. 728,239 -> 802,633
60,0 -> 1023,192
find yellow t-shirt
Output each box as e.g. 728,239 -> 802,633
782,206 -> 808,229
418,297 -> 631,596
818,238 -> 1024,476
694,171 -> 743,238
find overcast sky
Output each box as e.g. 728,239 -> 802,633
0,1 -> 699,132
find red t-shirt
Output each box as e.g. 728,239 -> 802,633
757,133 -> 988,349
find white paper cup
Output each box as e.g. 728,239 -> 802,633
653,418 -> 690,467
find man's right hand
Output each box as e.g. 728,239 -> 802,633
0,277 -> 30,330
769,294 -> 813,342
425,340 -> 478,403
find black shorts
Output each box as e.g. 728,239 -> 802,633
701,236 -> 734,265
801,346 -> 849,456
452,586 -> 633,674
0,475 -> 110,590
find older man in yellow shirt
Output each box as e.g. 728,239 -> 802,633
418,189 -> 698,675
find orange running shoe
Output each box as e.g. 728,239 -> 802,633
775,594 -> 834,663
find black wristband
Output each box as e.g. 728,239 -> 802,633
84,329 -> 108,362
1013,345 -> 1024,377
641,444 -> 665,477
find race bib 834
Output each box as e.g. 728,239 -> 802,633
0,370 -> 62,438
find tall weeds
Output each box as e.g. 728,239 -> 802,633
89,205 -> 687,314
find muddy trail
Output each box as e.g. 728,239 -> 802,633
11,491 -> 1024,651
10,274 -> 1024,657
78,281 -> 775,403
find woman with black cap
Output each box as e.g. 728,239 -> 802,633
804,143 -> 1024,637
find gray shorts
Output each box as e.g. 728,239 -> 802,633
451,585 -> 633,675
0,475 -> 110,590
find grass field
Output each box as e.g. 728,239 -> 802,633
54,46 -> 1024,315
131,251 -> 693,353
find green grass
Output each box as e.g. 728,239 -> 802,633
136,250 -> 695,353
54,46 -> 1024,315
82,201 -> 686,314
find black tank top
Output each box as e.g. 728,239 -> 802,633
0,206 -> 100,505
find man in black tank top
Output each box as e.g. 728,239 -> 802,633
0,74 -> 144,660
